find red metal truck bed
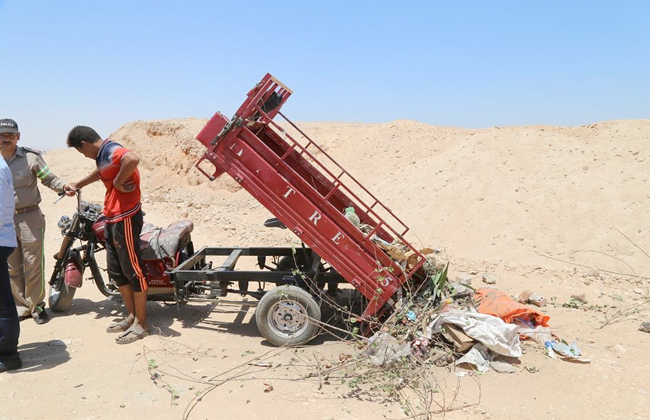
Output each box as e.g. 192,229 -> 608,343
195,74 -> 425,319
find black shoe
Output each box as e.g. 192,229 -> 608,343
0,355 -> 22,373
34,310 -> 50,325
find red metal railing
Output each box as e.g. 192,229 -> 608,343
195,74 -> 426,319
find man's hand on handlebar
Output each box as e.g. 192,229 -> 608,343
63,183 -> 77,196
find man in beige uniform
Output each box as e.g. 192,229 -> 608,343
0,119 -> 73,324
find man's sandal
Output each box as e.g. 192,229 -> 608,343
116,327 -> 149,344
106,319 -> 133,333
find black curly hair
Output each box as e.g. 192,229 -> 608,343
66,125 -> 102,149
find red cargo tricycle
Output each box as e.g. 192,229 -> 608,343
168,74 -> 428,346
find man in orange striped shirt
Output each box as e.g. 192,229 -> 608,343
67,126 -> 149,344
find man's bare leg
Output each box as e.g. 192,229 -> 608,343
116,290 -> 148,344
106,284 -> 136,332
132,291 -> 147,330
118,284 -> 136,323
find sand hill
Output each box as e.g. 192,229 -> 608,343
107,118 -> 650,277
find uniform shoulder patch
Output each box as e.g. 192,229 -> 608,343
22,146 -> 43,155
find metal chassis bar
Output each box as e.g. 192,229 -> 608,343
169,246 -> 345,284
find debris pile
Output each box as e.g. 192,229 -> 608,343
334,206 -> 589,375
357,261 -> 590,375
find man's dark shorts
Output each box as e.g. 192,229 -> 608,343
105,210 -> 147,292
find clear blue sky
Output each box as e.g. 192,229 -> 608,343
1,0 -> 648,150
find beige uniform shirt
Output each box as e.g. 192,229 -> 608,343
6,146 -> 66,211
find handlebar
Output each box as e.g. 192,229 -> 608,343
53,190 -> 67,204
53,188 -> 81,205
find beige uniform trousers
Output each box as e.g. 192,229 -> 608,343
9,208 -> 46,319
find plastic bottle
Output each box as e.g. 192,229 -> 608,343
344,207 -> 360,227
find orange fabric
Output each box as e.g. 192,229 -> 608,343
475,288 -> 550,327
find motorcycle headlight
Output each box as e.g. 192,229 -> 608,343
58,215 -> 71,235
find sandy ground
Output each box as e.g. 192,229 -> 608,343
1,118 -> 649,420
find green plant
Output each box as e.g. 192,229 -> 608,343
429,262 -> 449,300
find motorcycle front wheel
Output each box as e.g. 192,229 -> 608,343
48,265 -> 76,312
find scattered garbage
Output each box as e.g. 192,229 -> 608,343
364,332 -> 412,367
545,340 -> 590,363
343,207 -> 361,227
428,310 -> 522,357
546,340 -> 580,357
410,336 -> 429,357
517,325 -> 553,344
476,288 -> 550,327
442,323 -> 475,353
455,343 -> 517,374
456,343 -> 491,372
355,258 -> 591,377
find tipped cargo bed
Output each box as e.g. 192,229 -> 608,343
192,73 -> 426,320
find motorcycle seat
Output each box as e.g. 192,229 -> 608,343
139,219 -> 194,261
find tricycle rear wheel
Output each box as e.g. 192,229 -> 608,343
256,285 -> 321,346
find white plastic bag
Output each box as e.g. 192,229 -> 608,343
427,310 -> 522,357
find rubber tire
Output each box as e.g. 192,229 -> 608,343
48,267 -> 76,312
256,285 -> 321,347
